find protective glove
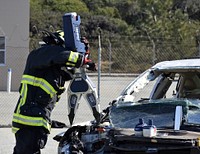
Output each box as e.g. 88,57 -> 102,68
86,61 -> 97,71
81,37 -> 97,71
83,57 -> 97,71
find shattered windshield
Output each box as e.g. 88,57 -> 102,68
110,99 -> 200,129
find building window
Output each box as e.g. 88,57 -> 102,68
0,36 -> 5,65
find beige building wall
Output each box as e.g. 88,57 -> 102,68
0,0 -> 29,91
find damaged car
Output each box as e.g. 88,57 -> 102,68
54,58 -> 200,154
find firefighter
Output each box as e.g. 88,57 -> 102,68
12,30 -> 96,154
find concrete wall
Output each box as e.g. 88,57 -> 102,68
0,0 -> 29,91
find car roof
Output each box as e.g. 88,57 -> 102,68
151,59 -> 200,72
120,58 -> 200,96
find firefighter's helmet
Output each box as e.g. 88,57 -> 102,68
42,30 -> 64,46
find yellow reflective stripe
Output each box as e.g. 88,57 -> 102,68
21,75 -> 56,98
12,127 -> 19,133
66,62 -> 75,66
16,83 -> 28,113
68,51 -> 79,63
13,113 -> 51,131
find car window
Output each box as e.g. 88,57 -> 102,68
130,73 -> 178,101
110,99 -> 188,129
176,73 -> 200,99
135,72 -> 200,100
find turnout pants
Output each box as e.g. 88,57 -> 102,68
13,127 -> 48,154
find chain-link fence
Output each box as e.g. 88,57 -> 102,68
89,35 -> 199,74
1,36 -> 199,127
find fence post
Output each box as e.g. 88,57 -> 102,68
198,43 -> 200,56
108,39 -> 112,75
97,28 -> 101,104
7,68 -> 12,93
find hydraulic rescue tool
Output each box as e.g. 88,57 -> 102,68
63,12 -> 100,125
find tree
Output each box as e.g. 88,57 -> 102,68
129,0 -> 199,62
30,0 -> 89,49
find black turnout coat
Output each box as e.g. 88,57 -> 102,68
12,45 -> 83,133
